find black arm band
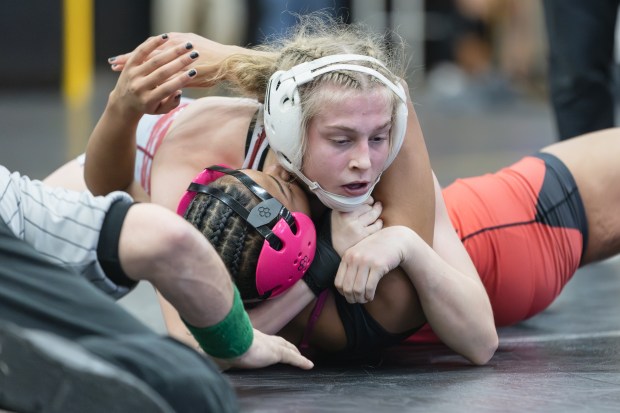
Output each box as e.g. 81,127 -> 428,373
97,199 -> 137,289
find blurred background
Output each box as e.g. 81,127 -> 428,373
0,0 -> 561,186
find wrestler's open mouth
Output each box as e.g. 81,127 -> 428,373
342,182 -> 369,195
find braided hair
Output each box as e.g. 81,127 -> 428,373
183,175 -> 265,301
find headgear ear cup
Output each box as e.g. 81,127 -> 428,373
263,54 -> 408,211
176,166 -> 227,215
255,212 -> 315,297
177,165 -> 316,301
265,71 -> 304,170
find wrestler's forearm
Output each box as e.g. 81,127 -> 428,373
247,281 -> 315,334
373,93 -> 435,246
85,95 -> 141,196
402,246 -> 496,365
400,182 -> 497,365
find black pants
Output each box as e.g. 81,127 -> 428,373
0,221 -> 238,413
543,0 -> 620,140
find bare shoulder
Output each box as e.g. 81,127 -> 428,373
162,95 -> 257,156
171,96 -> 260,130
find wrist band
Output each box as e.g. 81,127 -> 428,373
302,211 -> 341,296
183,287 -> 254,359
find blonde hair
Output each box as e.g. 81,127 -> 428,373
196,12 -> 407,99
196,12 -> 407,164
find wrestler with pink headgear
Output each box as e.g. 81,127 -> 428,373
177,165 -> 316,301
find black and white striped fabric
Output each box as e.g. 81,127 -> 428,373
0,165 -> 133,299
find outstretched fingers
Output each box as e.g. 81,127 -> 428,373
134,41 -> 199,110
140,41 -> 196,82
147,63 -> 199,114
274,335 -> 314,370
108,34 -> 167,72
111,34 -> 201,115
125,34 -> 170,69
223,329 -> 314,370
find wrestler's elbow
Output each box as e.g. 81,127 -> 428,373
468,330 -> 499,366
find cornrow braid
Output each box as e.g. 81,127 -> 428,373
216,207 -> 233,245
183,176 -> 265,301
228,225 -> 248,282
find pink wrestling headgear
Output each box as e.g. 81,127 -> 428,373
177,165 -> 316,301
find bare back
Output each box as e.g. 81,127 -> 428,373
150,96 -> 260,211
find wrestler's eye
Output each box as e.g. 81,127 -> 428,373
331,137 -> 352,146
370,135 -> 388,144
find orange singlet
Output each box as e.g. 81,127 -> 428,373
410,152 -> 588,343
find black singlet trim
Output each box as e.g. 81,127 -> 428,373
244,108 -> 259,160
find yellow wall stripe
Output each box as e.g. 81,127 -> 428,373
63,0 -> 93,107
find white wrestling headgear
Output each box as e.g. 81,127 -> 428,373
264,54 -> 408,212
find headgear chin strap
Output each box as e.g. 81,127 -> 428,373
177,165 -> 316,301
290,166 -> 382,212
264,54 -> 408,212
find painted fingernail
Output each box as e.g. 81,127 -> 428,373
190,51 -> 199,59
175,92 -> 182,100
111,64 -> 118,69
108,56 -> 116,63
185,42 -> 193,50
188,69 -> 197,77
162,33 -> 169,39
